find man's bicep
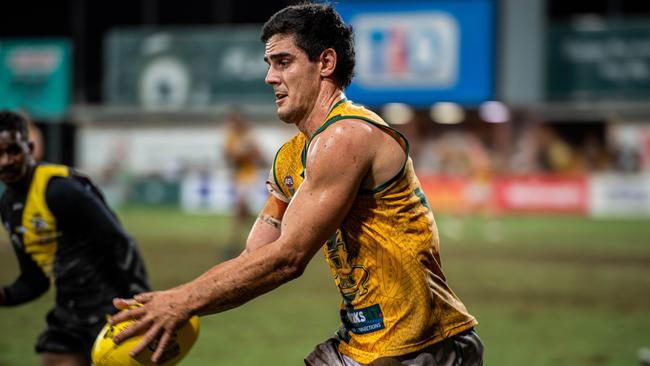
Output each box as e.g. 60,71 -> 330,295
278,126 -> 371,260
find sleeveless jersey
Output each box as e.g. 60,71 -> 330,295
268,99 -> 477,364
0,163 -> 150,310
21,164 -> 70,280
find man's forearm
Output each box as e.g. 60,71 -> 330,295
1,278 -> 49,306
187,239 -> 304,316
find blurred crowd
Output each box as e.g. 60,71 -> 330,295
397,114 -> 646,178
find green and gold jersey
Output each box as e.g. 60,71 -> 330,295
268,99 -> 477,364
225,128 -> 260,184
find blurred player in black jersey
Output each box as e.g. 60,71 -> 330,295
0,110 -> 150,366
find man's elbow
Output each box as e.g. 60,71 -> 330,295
279,260 -> 307,282
271,239 -> 315,282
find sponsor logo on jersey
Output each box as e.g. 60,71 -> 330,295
31,214 -> 49,233
342,304 -> 385,335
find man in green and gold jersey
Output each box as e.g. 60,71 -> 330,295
112,3 -> 483,365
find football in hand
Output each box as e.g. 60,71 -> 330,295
91,309 -> 200,366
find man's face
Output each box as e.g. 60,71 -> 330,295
264,34 -> 321,125
0,130 -> 33,184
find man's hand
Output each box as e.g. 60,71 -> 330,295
111,288 -> 193,363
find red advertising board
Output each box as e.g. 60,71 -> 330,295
493,175 -> 589,214
418,175 -> 468,214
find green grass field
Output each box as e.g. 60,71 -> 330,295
1,207 -> 649,366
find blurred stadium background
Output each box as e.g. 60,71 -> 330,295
1,0 -> 650,365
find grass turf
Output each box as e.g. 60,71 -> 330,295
0,207 -> 649,365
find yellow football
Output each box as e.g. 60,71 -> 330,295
91,309 -> 200,366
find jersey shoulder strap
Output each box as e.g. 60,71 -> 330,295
22,164 -> 70,279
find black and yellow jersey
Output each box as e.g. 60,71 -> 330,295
267,99 -> 477,364
0,163 -> 149,316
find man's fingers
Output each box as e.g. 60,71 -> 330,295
113,317 -> 151,345
110,306 -> 145,326
134,292 -> 154,303
151,329 -> 174,363
129,324 -> 162,357
113,297 -> 139,310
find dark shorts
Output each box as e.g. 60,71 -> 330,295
35,306 -> 112,357
305,328 -> 484,366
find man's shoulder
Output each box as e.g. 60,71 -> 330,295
312,118 -> 380,149
35,163 -> 71,176
275,132 -> 307,163
307,120 -> 378,168
281,132 -> 307,149
327,99 -> 386,126
44,172 -> 95,203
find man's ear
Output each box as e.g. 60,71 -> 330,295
320,48 -> 337,78
27,141 -> 35,154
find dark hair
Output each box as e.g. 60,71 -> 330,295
0,110 -> 29,141
261,2 -> 355,89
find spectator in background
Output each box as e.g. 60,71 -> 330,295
509,124 -> 542,174
433,132 -> 500,242
0,110 -> 149,366
222,107 -> 266,258
536,125 -> 575,173
577,133 -> 611,172
608,124 -> 643,173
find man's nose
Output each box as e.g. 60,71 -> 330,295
0,153 -> 12,167
265,66 -> 279,85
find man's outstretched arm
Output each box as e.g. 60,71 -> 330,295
111,121 -> 374,363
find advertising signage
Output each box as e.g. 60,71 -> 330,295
336,0 -> 495,107
105,27 -> 272,110
547,20 -> 650,101
0,39 -> 71,120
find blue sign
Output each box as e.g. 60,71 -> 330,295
0,39 -> 71,120
336,0 -> 495,107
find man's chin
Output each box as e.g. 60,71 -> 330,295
0,176 -> 19,184
277,109 -> 294,124
0,171 -> 27,185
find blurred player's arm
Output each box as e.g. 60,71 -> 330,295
0,202 -> 50,306
47,177 -> 149,292
0,245 -> 50,306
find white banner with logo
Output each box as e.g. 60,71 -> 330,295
590,173 -> 650,217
